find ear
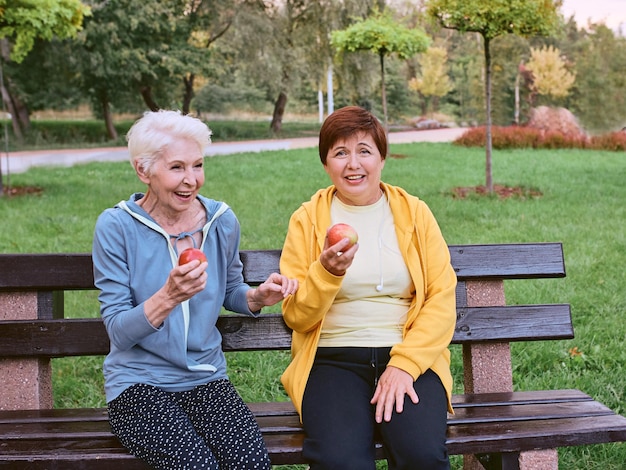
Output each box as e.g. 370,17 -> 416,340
134,161 -> 150,184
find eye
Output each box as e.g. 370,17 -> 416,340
194,162 -> 204,169
333,150 -> 348,159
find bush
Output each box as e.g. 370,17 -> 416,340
1,120 -> 133,150
454,126 -> 625,151
589,131 -> 626,151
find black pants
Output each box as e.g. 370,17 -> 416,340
302,347 -> 450,470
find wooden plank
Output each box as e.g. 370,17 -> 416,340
0,243 -> 565,291
0,253 -> 94,291
2,398 -> 613,440
449,243 -> 565,280
0,389 -> 597,425
454,304 -> 573,343
0,303 -> 573,357
446,414 -> 626,455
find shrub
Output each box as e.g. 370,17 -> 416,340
589,131 -> 626,151
454,126 -> 625,151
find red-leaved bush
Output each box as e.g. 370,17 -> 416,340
454,126 -> 626,151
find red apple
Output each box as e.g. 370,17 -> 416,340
327,223 -> 358,248
178,247 -> 207,265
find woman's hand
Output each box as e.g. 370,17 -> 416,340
319,233 -> 359,276
370,366 -> 419,423
144,259 -> 208,327
247,273 -> 299,312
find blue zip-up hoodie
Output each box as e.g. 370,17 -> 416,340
93,193 -> 257,403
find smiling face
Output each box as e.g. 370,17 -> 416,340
135,138 -> 205,217
323,131 -> 385,206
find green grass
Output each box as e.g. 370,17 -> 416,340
1,143 -> 625,469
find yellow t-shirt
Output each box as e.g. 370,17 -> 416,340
319,195 -> 413,347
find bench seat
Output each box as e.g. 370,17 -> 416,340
0,390 -> 624,468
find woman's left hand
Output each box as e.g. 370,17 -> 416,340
370,366 -> 419,423
247,273 -> 299,311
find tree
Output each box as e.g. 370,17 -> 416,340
428,0 -> 562,193
408,46 -> 453,115
525,45 -> 576,104
331,8 -> 430,131
0,0 -> 89,197
0,0 -> 89,140
72,0 -> 214,139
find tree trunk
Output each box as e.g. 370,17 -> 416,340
270,91 -> 287,134
379,52 -> 388,134
327,61 -> 334,116
483,35 -> 493,193
182,73 -> 195,115
140,86 -> 160,112
0,74 -> 25,142
514,61 -> 522,125
101,96 -> 118,141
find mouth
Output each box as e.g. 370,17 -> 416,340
175,191 -> 194,200
345,175 -> 365,182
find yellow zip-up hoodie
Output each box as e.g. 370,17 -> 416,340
280,183 -> 457,419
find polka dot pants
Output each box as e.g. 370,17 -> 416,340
108,380 -> 271,469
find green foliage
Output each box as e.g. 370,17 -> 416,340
331,9 -> 430,60
427,0 -> 562,40
0,0 -> 90,63
565,24 -> 626,133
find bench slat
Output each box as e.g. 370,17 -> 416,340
0,243 -> 565,291
0,389 -> 596,424
1,397 -> 612,439
446,414 -> 626,455
0,303 -> 573,357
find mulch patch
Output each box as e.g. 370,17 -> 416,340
1,186 -> 44,197
452,184 -> 543,200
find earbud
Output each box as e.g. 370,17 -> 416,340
376,284 -> 383,292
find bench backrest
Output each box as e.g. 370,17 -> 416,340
0,243 -> 571,358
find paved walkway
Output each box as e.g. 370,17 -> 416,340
1,127 -> 465,175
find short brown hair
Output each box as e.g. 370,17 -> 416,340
318,106 -> 387,164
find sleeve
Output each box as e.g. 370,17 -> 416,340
388,202 -> 457,379
219,209 -> 256,315
280,209 -> 343,333
92,210 -> 160,351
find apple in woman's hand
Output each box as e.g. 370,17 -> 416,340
327,223 -> 358,248
178,248 -> 207,265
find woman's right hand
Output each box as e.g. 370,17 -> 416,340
320,235 -> 358,276
166,259 -> 208,303
144,259 -> 208,327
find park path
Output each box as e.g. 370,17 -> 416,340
1,127 -> 466,175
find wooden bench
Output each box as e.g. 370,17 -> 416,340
1,243 -> 625,469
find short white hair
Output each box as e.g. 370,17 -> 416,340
126,110 -> 212,174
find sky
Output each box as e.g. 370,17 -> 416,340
560,0 -> 626,31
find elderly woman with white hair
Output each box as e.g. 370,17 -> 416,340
92,110 -> 298,469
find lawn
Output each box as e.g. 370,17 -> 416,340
0,142 -> 624,469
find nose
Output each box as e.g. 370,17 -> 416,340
182,168 -> 195,185
347,152 -> 360,169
